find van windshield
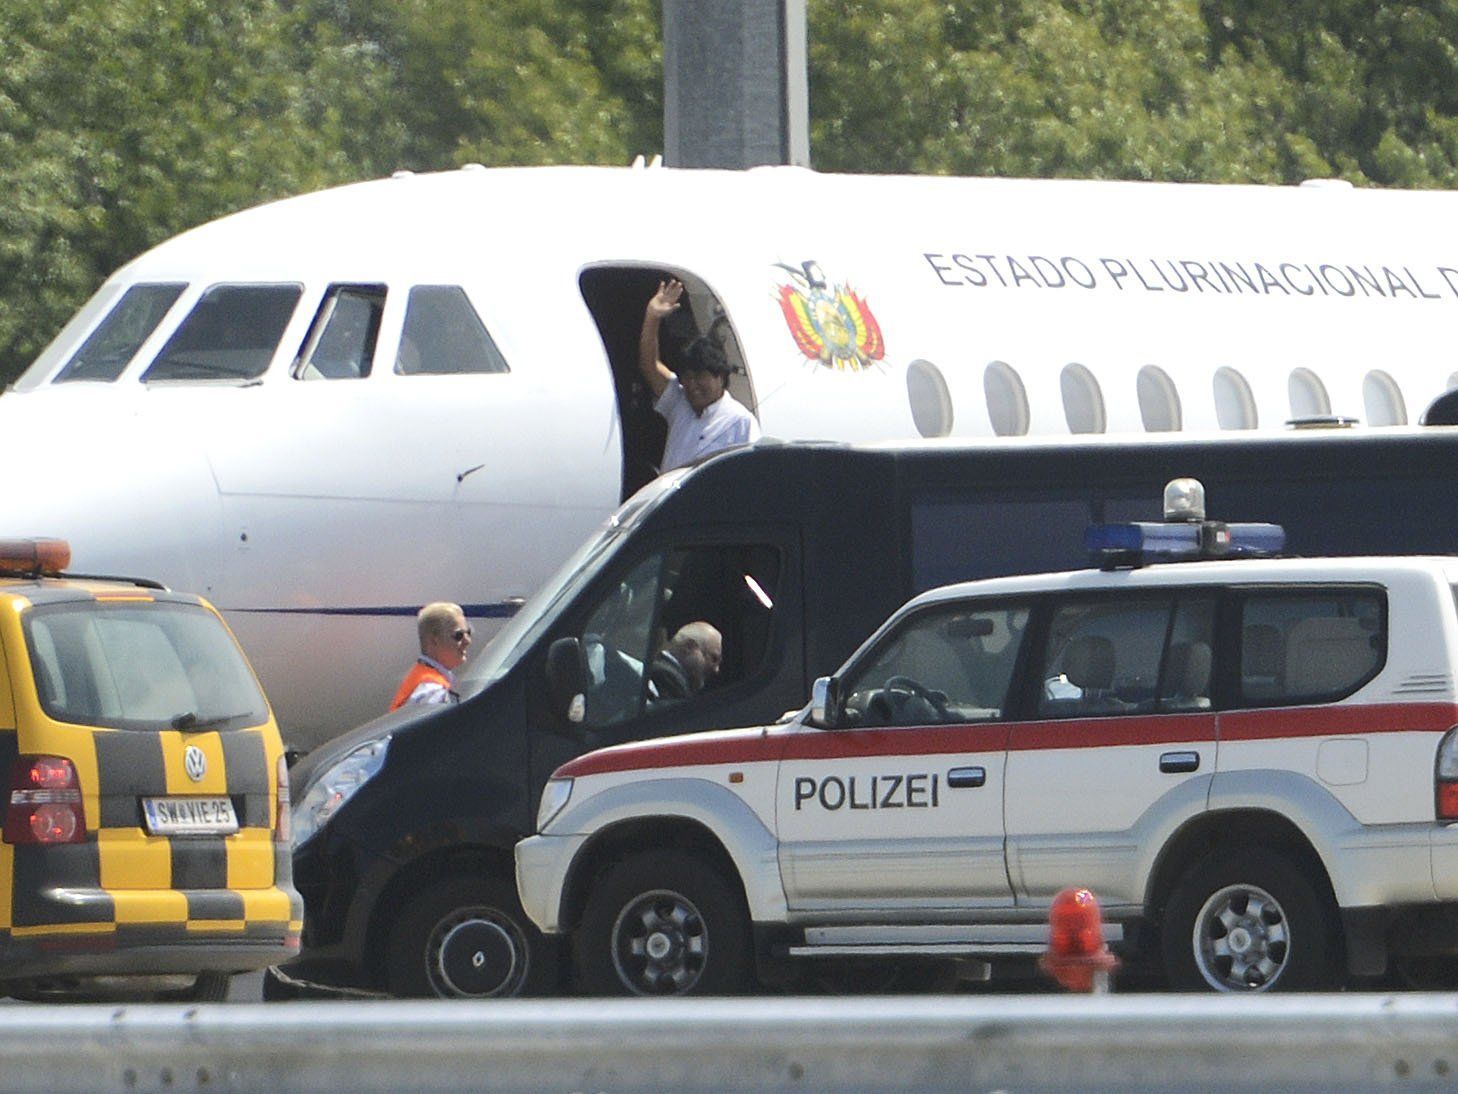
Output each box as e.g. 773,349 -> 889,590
458,469 -> 690,693
23,600 -> 269,732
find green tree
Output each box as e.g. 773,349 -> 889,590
807,0 -> 1291,180
358,0 -> 661,170
0,0 -> 669,384
13,0 -> 1458,386
1204,0 -> 1458,185
0,0 -> 398,381
806,0 -> 1458,187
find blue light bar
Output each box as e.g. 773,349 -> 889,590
1085,521 -> 1285,568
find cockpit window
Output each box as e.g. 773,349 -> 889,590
394,285 -> 509,375
53,284 -> 186,383
293,285 -> 386,380
143,284 -> 302,382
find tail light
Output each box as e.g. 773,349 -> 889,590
1436,727 -> 1458,821
275,754 -> 291,844
5,756 -> 85,844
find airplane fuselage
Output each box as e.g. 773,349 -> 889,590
4,165 -> 1457,749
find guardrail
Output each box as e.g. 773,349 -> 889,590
5,993 -> 1458,1092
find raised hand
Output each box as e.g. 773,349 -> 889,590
647,279 -> 684,320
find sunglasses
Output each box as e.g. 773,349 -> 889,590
452,627 -> 473,641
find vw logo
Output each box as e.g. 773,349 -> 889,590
183,745 -> 208,782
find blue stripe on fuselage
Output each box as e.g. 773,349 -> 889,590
224,602 -> 519,619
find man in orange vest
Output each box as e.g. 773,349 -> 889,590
390,602 -> 472,711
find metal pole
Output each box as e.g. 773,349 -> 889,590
662,0 -> 810,168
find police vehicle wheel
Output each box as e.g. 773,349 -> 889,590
1162,848 -> 1338,992
576,849 -> 752,996
385,875 -> 555,998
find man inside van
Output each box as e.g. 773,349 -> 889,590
648,621 -> 722,704
639,279 -> 760,471
390,602 -> 472,710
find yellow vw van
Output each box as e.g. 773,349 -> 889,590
0,538 -> 300,1000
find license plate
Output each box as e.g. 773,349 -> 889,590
142,796 -> 238,836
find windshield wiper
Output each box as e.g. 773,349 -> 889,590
170,711 -> 251,730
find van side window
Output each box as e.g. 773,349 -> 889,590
53,284 -> 186,383
840,603 -> 1030,728
1239,590 -> 1385,706
394,285 -> 509,375
294,285 -> 386,380
143,284 -> 302,382
572,543 -> 782,730
1037,596 -> 1214,719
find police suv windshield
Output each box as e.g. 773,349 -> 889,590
23,600 -> 268,732
457,469 -> 690,694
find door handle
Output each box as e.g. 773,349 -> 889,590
947,766 -> 986,788
1159,751 -> 1200,774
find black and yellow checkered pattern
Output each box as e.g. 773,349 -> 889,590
0,579 -> 301,972
0,726 -> 301,947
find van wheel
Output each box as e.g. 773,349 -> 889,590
260,966 -> 302,1001
1162,848 -> 1338,992
188,972 -> 232,1001
575,849 -> 752,996
385,875 -> 556,998
159,972 -> 230,1002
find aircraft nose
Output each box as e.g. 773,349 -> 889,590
0,391 -> 223,594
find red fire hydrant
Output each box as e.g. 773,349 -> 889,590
1039,886 -> 1119,993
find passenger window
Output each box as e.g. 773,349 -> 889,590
1288,368 -> 1331,419
1158,599 -> 1216,712
1240,591 -> 1384,706
53,284 -> 185,383
294,285 -> 385,380
143,284 -> 302,381
394,285 -> 509,375
1060,362 -> 1106,434
1038,597 -> 1211,719
571,543 -> 782,730
840,603 -> 1030,728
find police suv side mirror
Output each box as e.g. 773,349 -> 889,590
545,637 -> 589,725
809,676 -> 840,728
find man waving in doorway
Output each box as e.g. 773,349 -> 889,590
639,279 -> 760,472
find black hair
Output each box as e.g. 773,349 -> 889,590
679,336 -> 732,377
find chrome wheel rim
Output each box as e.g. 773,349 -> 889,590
425,905 -> 528,998
1192,882 -> 1290,991
610,888 -> 708,995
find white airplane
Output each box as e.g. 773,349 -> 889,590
5,162 -> 1458,751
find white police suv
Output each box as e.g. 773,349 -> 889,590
515,481 -> 1458,994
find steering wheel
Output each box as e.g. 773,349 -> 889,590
866,675 -> 950,725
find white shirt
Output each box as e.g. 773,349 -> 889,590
655,378 -> 760,471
